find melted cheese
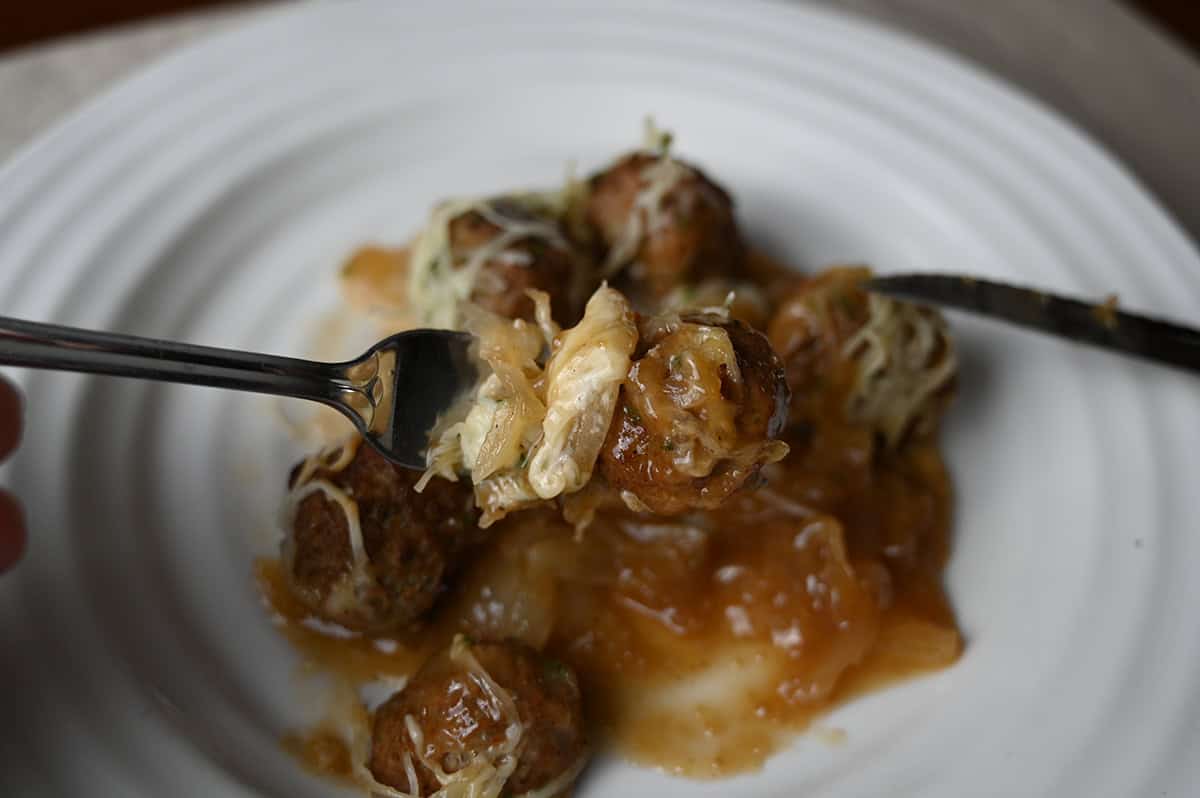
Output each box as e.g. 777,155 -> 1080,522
407,196 -> 572,330
283,438 -> 376,617
602,155 -> 690,277
459,378 -> 505,472
842,293 -> 957,447
527,286 -> 637,499
417,303 -> 548,494
351,635 -> 526,798
421,286 -> 636,527
289,480 -> 371,595
599,118 -> 694,277
291,437 -> 361,488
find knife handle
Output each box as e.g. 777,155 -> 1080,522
868,274 -> 1200,375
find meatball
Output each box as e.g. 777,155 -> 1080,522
599,311 -> 791,515
766,266 -> 956,447
284,440 -> 483,632
449,198 -> 589,325
585,152 -> 745,303
658,277 -> 773,330
369,637 -> 587,796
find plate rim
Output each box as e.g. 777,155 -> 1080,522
0,3 -> 1198,797
2,0 -> 1197,277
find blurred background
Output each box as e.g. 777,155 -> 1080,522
1,0 -> 1198,53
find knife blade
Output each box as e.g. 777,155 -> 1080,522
867,273 -> 1200,375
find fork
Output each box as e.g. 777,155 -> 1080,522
0,317 -> 477,469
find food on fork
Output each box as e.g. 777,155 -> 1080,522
598,310 -> 790,515
419,285 -> 638,527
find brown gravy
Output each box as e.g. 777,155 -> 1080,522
282,728 -> 355,784
262,246 -> 960,784
260,421 -> 958,781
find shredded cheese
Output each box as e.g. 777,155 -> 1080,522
283,437 -> 377,616
291,437 -> 361,488
351,635 -> 530,798
527,286 -> 637,499
421,285 -> 636,526
602,154 -> 690,277
603,117 -> 730,278
407,196 -> 572,330
288,480 -> 371,592
842,293 -> 957,447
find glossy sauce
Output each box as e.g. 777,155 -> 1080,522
261,419 -> 957,780
282,729 -> 355,783
262,249 -> 961,783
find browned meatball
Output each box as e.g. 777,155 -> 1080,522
585,152 -> 745,303
449,198 -> 590,325
767,267 -> 872,428
767,266 -> 956,447
370,638 -> 586,796
658,277 -> 773,330
284,440 -> 483,632
598,311 -> 790,515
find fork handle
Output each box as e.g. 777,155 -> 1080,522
0,316 -> 357,407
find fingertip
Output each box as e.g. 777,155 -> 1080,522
0,490 -> 25,573
0,377 -> 22,461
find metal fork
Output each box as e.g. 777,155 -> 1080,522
0,317 -> 477,469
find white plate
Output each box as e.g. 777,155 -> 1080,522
1,2 -> 1198,796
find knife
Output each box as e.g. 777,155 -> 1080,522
867,274 -> 1200,375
